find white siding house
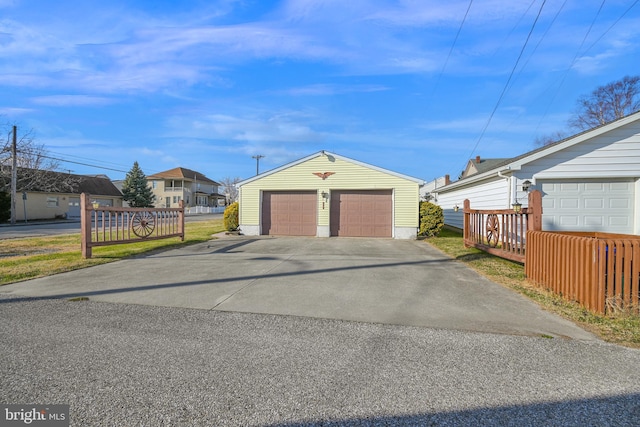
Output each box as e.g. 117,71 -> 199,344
434,111 -> 640,235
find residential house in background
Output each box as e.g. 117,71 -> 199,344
460,156 -> 510,179
147,167 -> 224,208
7,170 -> 123,221
433,110 -> 640,234
419,175 -> 451,202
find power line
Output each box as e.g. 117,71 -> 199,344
581,0 -> 639,56
46,150 -> 135,171
511,0 -> 569,92
430,0 -> 474,98
501,0 -> 568,132
533,0 -> 607,135
459,0 -> 548,174
18,152 -> 129,173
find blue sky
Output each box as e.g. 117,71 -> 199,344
1,0 -> 639,183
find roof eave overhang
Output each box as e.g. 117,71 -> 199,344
237,151 -> 425,187
436,110 -> 640,193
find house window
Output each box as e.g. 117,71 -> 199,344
173,196 -> 180,203
152,181 -> 157,189
46,197 -> 59,208
94,199 -> 113,207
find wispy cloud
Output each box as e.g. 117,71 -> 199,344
30,95 -> 114,107
0,107 -> 33,116
278,83 -> 389,96
138,147 -> 180,168
166,111 -> 326,144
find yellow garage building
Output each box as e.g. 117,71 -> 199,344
237,151 -> 424,239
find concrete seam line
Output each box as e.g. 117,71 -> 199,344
209,253 -> 296,310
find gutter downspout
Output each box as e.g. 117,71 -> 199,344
497,168 -> 512,209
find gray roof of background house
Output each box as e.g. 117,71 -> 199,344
469,158 -> 510,175
76,175 -> 122,197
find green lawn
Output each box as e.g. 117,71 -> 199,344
0,218 -> 225,285
424,228 -> 640,348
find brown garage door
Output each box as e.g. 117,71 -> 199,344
330,190 -> 392,237
262,191 -> 317,236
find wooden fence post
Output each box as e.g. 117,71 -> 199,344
463,199 -> 470,247
80,193 -> 92,259
178,200 -> 185,241
527,190 -> 542,232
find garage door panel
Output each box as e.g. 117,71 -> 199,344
610,198 -> 629,209
584,183 -> 603,191
610,216 -> 630,226
262,191 -> 317,236
561,198 -> 579,209
561,183 -> 579,191
540,179 -> 634,234
330,190 -> 392,237
611,182 -> 632,191
584,198 -> 603,209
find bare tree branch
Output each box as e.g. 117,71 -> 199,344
0,124 -> 80,193
569,75 -> 640,131
533,130 -> 568,147
219,177 -> 241,203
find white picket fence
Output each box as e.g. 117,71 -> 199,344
185,206 -> 226,215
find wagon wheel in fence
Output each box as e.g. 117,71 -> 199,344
131,211 -> 156,238
485,214 -> 500,247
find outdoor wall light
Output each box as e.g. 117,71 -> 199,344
453,204 -> 459,212
522,180 -> 532,192
321,191 -> 328,200
512,201 -> 522,213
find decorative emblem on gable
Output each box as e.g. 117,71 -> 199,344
312,172 -> 335,180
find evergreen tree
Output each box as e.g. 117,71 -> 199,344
121,161 -> 156,207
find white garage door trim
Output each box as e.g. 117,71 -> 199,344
539,179 -> 634,234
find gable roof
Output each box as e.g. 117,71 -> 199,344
438,110 -> 640,191
7,169 -> 123,197
462,157 -> 510,177
237,150 -> 425,186
147,167 -> 220,185
76,175 -> 123,197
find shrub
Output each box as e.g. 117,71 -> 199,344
223,202 -> 239,231
0,191 -> 10,223
419,201 -> 444,237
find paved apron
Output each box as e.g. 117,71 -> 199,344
0,235 -> 594,340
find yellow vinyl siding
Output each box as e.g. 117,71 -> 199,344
239,156 -> 419,229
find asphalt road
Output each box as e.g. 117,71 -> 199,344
0,213 -> 222,239
1,295 -> 640,426
3,229 -> 640,425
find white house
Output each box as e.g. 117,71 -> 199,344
434,110 -> 640,235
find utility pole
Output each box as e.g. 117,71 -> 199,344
10,125 -> 17,225
252,155 -> 264,175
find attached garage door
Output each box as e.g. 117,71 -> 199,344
540,179 -> 635,234
262,191 -> 317,236
330,190 -> 392,237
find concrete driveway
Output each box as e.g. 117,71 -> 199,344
0,235 -> 594,340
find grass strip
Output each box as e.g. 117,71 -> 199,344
0,219 -> 225,286
424,228 -> 640,348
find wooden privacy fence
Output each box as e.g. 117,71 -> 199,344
80,193 -> 184,259
526,231 -> 640,314
463,190 -> 542,263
